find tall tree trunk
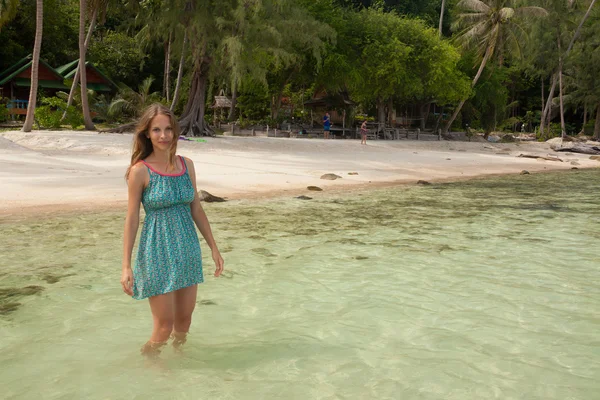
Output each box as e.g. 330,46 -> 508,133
79,0 -> 95,130
163,31 -> 172,102
558,35 -> 566,138
421,103 -> 431,130
434,105 -> 444,133
229,81 -> 237,121
22,0 -> 43,132
444,43 -> 494,133
179,42 -> 211,136
377,97 -> 386,124
170,30 -> 187,112
541,0 -> 596,131
581,103 -> 587,134
540,77 -> 545,137
594,103 -> 600,141
63,8 -> 97,120
438,0 -> 446,38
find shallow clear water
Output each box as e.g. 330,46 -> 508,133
1,170 -> 599,399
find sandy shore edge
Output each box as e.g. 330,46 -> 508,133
1,130 -> 598,219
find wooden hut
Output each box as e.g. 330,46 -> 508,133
210,90 -> 232,126
0,54 -> 69,117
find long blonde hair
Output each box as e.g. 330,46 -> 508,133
125,103 -> 181,179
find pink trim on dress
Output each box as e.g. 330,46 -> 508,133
141,155 -> 187,177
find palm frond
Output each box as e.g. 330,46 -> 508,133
456,0 -> 491,13
514,6 -> 549,18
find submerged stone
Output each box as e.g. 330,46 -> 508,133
0,302 -> 21,315
320,174 -> 342,180
199,190 -> 227,202
307,186 -> 323,191
0,285 -> 45,301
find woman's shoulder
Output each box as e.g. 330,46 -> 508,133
180,155 -> 194,165
130,160 -> 149,177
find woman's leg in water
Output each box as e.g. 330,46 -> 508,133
172,284 -> 198,350
141,292 -> 175,357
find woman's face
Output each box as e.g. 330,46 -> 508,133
147,114 -> 173,151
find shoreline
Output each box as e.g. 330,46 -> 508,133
1,167 -> 595,222
1,130 -> 598,219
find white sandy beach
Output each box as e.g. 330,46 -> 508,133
0,130 -> 598,216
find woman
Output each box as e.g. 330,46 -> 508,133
360,120 -> 368,145
121,103 -> 224,358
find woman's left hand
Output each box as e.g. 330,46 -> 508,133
212,249 -> 224,277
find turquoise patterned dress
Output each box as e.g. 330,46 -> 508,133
132,156 -> 204,300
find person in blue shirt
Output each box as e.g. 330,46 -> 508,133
323,112 -> 331,139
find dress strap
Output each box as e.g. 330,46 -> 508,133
140,160 -> 153,175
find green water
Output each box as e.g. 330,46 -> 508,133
1,171 -> 599,399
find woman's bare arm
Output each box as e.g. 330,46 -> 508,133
185,157 -> 224,277
121,164 -> 147,294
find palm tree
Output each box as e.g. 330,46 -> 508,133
170,29 -> 187,112
108,77 -> 162,119
540,0 -> 597,136
439,0 -> 446,37
22,0 -> 43,132
79,0 -> 95,130
63,0 -> 108,120
0,0 -> 19,30
443,0 -> 548,133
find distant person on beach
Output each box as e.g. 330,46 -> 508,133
323,112 -> 331,139
360,120 -> 368,145
121,103 -> 224,359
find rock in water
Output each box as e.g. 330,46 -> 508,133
307,186 -> 323,191
296,196 -> 313,200
590,156 -> 600,161
348,172 -> 359,175
199,190 -> 226,202
320,173 -> 342,180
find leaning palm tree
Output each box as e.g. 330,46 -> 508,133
443,0 -> 548,133
22,0 -> 43,132
63,0 -> 109,121
79,0 -> 95,130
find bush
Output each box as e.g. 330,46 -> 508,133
583,119 -> 595,135
35,97 -> 83,129
0,98 -> 9,123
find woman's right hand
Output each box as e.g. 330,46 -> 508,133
121,268 -> 134,296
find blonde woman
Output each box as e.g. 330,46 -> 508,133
121,103 -> 224,358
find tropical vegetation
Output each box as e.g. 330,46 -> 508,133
0,0 -> 598,139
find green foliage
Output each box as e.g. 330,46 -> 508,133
0,97 -> 9,122
88,30 -> 147,88
349,9 -> 470,110
237,81 -> 270,121
583,119 -> 595,135
108,77 -> 162,121
471,65 -> 509,133
35,97 -> 82,129
0,0 -> 79,71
